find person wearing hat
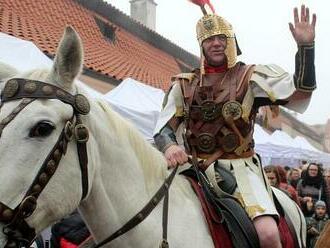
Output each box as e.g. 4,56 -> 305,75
154,1 -> 316,247
306,200 -> 329,247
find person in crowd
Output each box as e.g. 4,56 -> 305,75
276,166 -> 288,184
288,168 -> 301,189
297,163 -> 330,217
50,211 -> 90,248
323,168 -> 330,188
264,165 -> 300,206
306,200 -> 329,248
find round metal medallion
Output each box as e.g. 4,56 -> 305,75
42,85 -> 53,95
222,133 -> 240,152
197,133 -> 216,153
201,101 -> 220,121
222,101 -> 243,121
74,94 -> 90,115
24,81 -> 37,93
3,79 -> 19,98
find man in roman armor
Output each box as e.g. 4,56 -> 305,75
154,1 -> 316,247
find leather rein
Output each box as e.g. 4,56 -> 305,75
0,78 -> 178,248
0,78 -> 90,248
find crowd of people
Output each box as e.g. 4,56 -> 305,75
265,162 -> 330,247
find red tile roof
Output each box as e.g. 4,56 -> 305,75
0,0 -> 197,90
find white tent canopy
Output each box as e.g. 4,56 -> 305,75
103,78 -> 165,142
0,33 -> 52,71
253,125 -> 330,166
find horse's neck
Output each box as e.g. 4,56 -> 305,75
79,101 -> 170,242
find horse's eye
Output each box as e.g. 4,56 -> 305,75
29,121 -> 55,138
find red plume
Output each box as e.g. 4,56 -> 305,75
189,0 -> 215,13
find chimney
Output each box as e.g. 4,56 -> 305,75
130,0 -> 157,31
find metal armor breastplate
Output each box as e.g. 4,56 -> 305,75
181,64 -> 256,162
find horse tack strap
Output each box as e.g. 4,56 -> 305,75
75,115 -> 89,200
1,78 -> 90,115
0,98 -> 35,137
0,78 -> 91,247
160,190 -> 170,248
0,120 -> 72,247
93,166 -> 179,248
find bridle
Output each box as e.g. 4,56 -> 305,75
0,78 -> 178,248
0,78 -> 90,248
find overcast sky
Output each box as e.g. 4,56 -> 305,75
106,0 -> 329,126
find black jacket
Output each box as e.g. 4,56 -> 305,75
50,211 -> 90,247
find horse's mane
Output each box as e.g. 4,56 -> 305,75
96,100 -> 171,192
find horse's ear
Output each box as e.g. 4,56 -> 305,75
49,26 -> 83,90
0,63 -> 18,81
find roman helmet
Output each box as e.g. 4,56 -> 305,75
190,0 -> 240,68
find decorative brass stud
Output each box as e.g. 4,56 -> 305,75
42,85 -> 53,95
137,213 -> 144,220
32,184 -> 42,194
39,173 -> 49,185
2,209 -> 13,221
53,149 -> 62,162
3,79 -> 19,98
56,90 -> 66,98
74,94 -> 90,115
24,81 -> 37,93
152,197 -> 158,205
46,160 -> 56,174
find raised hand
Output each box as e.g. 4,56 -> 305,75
289,5 -> 316,45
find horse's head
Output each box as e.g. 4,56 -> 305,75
0,27 -> 89,247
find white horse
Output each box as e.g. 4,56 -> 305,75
0,27 -> 305,248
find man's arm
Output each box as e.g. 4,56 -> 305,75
154,119 -> 179,153
153,82 -> 188,167
250,5 -> 316,112
287,5 -> 316,101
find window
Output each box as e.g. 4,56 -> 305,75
94,17 -> 116,43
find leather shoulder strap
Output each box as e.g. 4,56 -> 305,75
171,73 -> 196,83
237,64 -> 256,93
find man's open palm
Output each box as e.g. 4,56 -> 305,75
289,5 -> 316,45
